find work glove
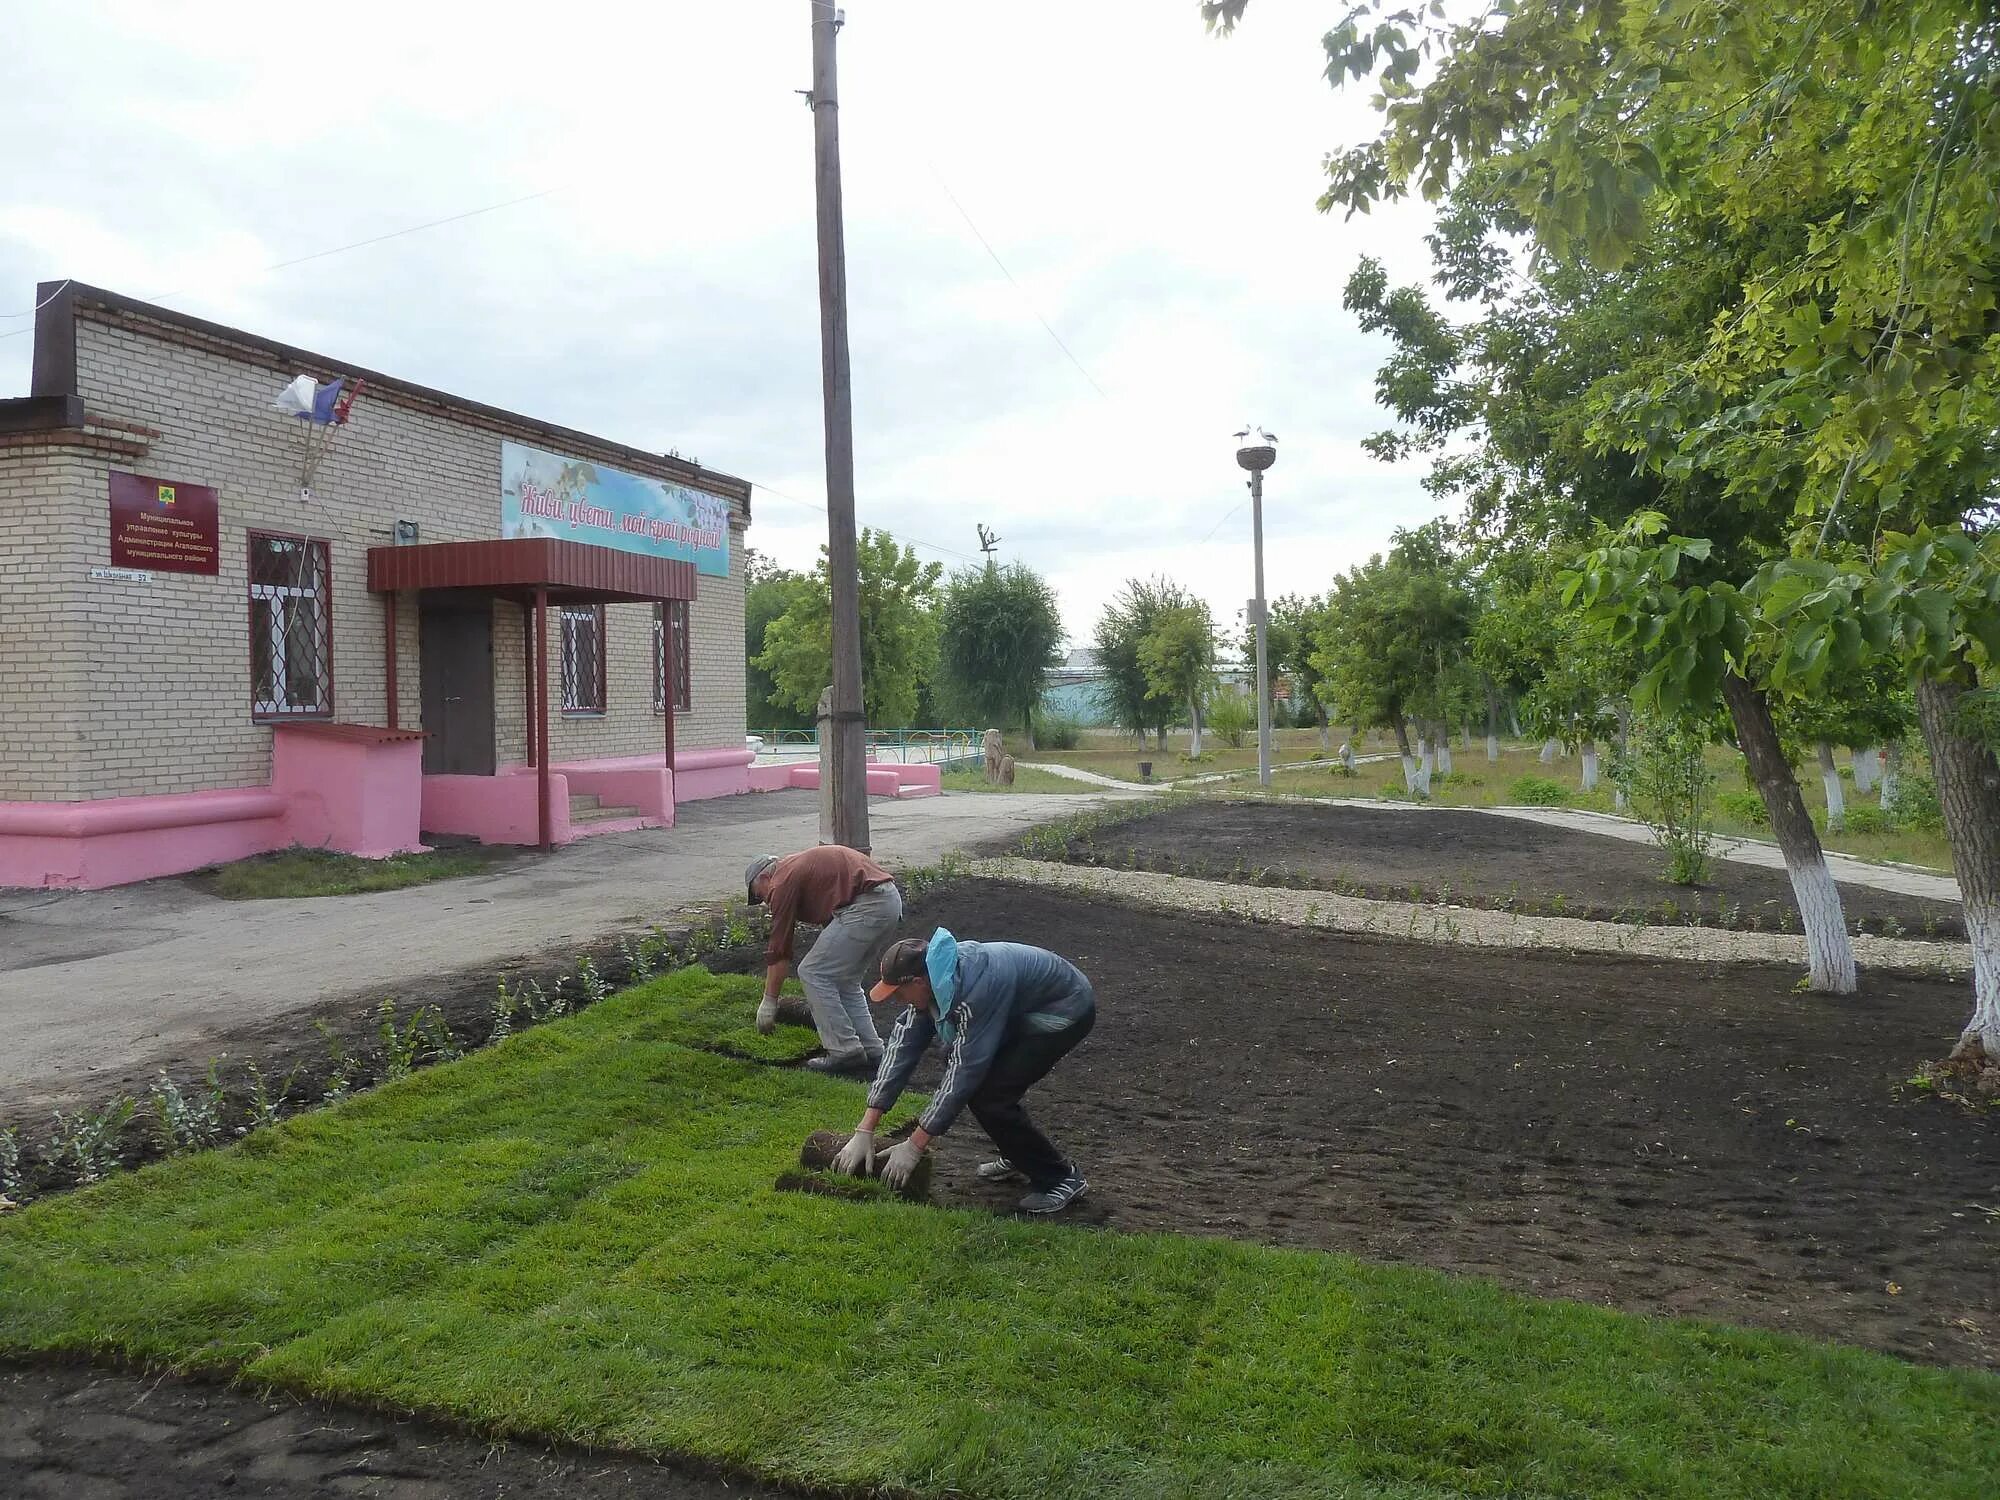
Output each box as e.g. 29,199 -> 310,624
755,996 -> 780,1035
830,1128 -> 875,1177
878,1137 -> 925,1191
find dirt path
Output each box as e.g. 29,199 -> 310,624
894,880 -> 1999,1370
1,1362 -> 786,1500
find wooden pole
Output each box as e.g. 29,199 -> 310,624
810,0 -> 871,852
534,588 -> 552,850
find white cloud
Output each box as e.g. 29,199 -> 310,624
0,0 -> 1451,644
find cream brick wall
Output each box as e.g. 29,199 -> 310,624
0,311 -> 748,803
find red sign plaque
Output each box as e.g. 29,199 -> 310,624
108,470 -> 220,575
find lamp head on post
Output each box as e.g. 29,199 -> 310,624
1234,426 -> 1278,474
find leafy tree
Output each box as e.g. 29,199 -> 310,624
1139,602 -> 1220,756
1267,593 -> 1335,749
754,529 -> 943,727
1094,577 -> 1196,748
936,562 -> 1065,747
744,551 -> 814,733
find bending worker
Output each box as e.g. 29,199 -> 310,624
745,846 -> 901,1076
832,928 -> 1096,1215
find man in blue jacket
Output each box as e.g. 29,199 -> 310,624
829,927 -> 1096,1214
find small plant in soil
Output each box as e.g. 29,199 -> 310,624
149,1065 -> 223,1154
620,934 -> 656,982
1549,894 -> 1568,917
490,980 -> 521,1043
0,1124 -> 23,1202
415,1006 -> 463,1064
314,1021 -> 359,1104
1882,917 -> 1907,939
520,978 -> 566,1023
1923,913 -> 1940,938
572,956 -> 610,1006
244,1062 -> 298,1129
50,1097 -> 134,1186
377,1001 -> 427,1081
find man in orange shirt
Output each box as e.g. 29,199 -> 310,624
745,846 -> 902,1076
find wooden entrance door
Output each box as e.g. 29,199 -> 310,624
418,599 -> 496,775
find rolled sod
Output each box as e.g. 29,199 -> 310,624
793,1128 -> 933,1201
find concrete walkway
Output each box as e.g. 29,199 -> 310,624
0,789 -> 1117,1117
1020,752 -> 1394,793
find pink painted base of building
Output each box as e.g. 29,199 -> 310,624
745,761 -> 942,799
0,737 -> 771,891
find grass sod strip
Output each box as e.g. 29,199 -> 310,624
0,972 -> 1993,1499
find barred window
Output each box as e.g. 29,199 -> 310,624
560,604 -> 606,713
248,533 -> 332,718
653,600 -> 691,713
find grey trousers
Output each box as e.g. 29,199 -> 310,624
797,882 -> 902,1055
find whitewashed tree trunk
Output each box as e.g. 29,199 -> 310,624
1539,737 -> 1560,764
1914,675 -> 2000,1063
1460,723 -> 1472,750
1318,717 -> 1331,754
1510,707 -> 1523,738
1486,733 -> 1500,762
1881,742 -> 1902,808
1817,742 -> 1845,827
1721,672 -> 1856,994
1579,741 -> 1599,794
1436,730 -> 1454,776
1851,746 -> 1877,794
1187,695 -> 1202,758
1400,754 -> 1419,791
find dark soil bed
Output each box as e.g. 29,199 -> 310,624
894,879 -> 1997,1370
1,1361 -> 790,1500
1036,800 -> 1964,938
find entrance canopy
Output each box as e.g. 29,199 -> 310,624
365,537 -> 696,605
365,537 -> 697,850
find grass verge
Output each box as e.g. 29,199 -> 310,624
941,766 -> 1100,795
203,845 -> 503,899
2,968 -> 1993,1499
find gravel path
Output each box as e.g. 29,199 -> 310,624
971,858 -> 1973,975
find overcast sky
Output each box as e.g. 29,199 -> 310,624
0,0 -> 1442,647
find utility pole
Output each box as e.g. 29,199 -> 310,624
1235,428 -> 1278,788
810,1 -> 870,850
976,523 -> 1001,558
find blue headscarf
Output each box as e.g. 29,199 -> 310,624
926,927 -> 962,1043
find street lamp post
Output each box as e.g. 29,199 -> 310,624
1235,428 -> 1278,788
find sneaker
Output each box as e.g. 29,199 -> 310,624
804,1050 -> 873,1079
1017,1168 -> 1088,1215
976,1157 -> 1024,1182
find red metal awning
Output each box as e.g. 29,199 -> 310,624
366,538 -> 697,604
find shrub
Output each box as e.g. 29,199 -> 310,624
1508,775 -> 1571,806
1432,772 -> 1483,789
1886,771 -> 1944,831
1612,717 -> 1716,886
1716,790 -> 1769,827
1204,693 -> 1256,749
1839,805 -> 1890,836
1031,710 -> 1084,750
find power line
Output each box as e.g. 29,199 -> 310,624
925,162 -> 1111,401
0,188 -> 560,343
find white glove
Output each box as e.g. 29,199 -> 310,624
879,1137 -> 925,1191
830,1128 -> 875,1176
755,996 -> 780,1035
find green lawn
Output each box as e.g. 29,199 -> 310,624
3,968 -> 1992,1499
1007,728 -> 1341,784
1265,744 -> 1956,873
203,845 -> 504,899
940,766 -> 1100,795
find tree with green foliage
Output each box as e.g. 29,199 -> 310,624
1216,0 -> 1999,1036
1267,593 -> 1336,750
936,562 -> 1065,747
1138,602 -> 1220,756
754,529 -> 943,728
1093,577 -> 1196,748
744,551 -> 814,733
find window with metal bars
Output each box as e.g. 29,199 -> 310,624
247,533 -> 332,718
560,604 -> 606,713
653,600 -> 691,713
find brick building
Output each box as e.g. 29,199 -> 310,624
0,281 -> 764,888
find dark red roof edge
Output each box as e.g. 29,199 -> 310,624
26,280 -> 752,516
